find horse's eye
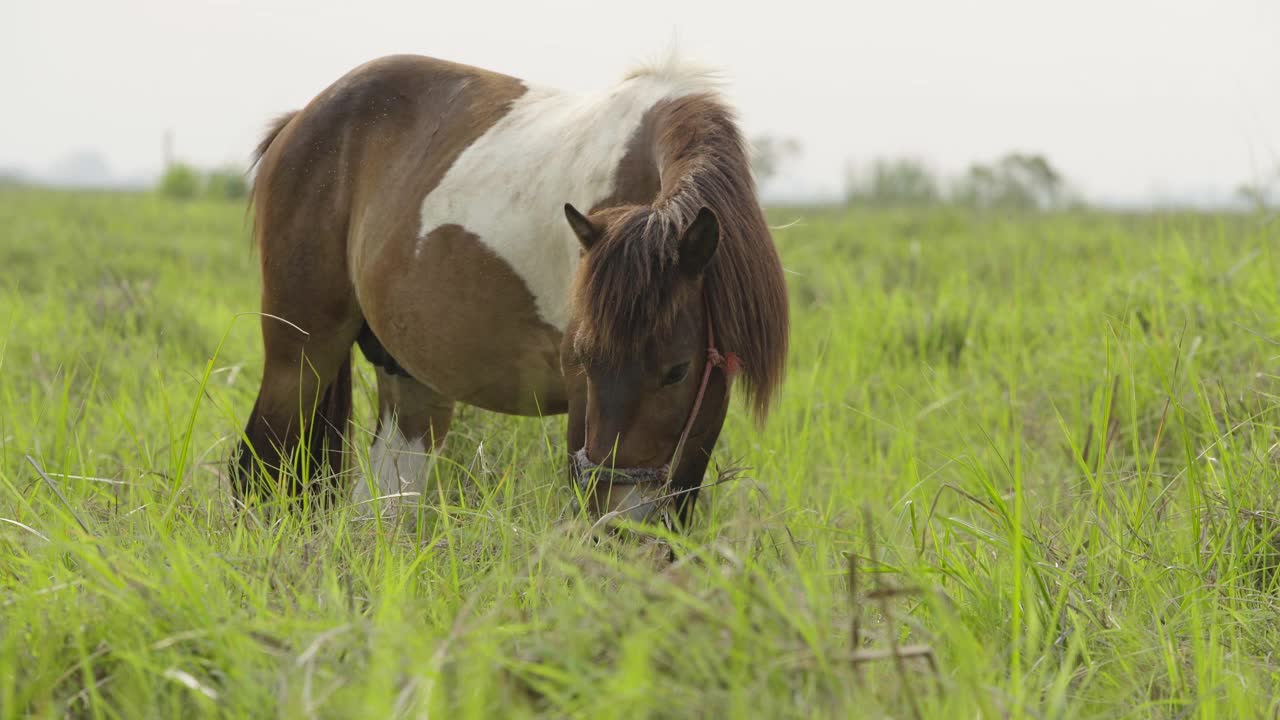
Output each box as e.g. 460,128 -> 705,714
661,362 -> 691,387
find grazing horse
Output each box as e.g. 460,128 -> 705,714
231,54 -> 789,526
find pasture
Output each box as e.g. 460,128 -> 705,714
1,187 -> 1278,718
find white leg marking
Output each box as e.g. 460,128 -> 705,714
352,411 -> 437,515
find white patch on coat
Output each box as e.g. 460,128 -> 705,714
418,63 -> 721,331
351,411 -> 436,513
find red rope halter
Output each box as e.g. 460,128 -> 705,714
573,291 -> 739,494
664,294 -> 740,483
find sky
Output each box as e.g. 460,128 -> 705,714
3,0 -> 1278,205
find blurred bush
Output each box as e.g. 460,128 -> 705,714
204,167 -> 249,200
844,152 -> 1081,211
157,163 -> 200,200
156,164 -> 248,201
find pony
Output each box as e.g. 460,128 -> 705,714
231,53 -> 788,526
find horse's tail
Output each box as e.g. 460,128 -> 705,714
245,110 -> 298,248
251,111 -> 298,170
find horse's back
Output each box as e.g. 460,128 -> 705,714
254,54 -> 525,229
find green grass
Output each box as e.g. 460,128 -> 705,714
2,187 -> 1279,718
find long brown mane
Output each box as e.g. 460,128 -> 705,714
572,92 -> 790,420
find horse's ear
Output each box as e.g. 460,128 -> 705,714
564,203 -> 601,250
678,207 -> 720,276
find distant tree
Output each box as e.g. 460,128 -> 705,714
951,153 -> 1072,211
845,157 -> 940,207
954,161 -> 1034,210
842,151 -> 1076,211
750,135 -> 802,184
872,158 -> 939,206
205,167 -> 249,200
47,150 -> 113,188
1236,167 -> 1278,211
951,163 -> 996,208
1236,184 -> 1269,211
1000,153 -> 1065,207
158,163 -> 200,200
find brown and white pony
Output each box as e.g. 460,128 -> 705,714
231,54 -> 788,527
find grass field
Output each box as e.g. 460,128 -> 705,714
1,187 -> 1278,718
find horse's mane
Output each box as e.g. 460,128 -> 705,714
572,91 -> 789,421
621,52 -> 724,93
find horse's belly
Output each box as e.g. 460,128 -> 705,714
357,223 -> 569,417
445,343 -> 568,416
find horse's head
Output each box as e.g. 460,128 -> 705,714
560,202 -> 734,526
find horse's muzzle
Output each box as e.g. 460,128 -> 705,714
570,448 -> 670,524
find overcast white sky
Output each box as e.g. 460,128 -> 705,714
4,0 -> 1278,204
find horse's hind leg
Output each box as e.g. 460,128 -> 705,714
351,368 -> 455,517
231,259 -> 363,507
